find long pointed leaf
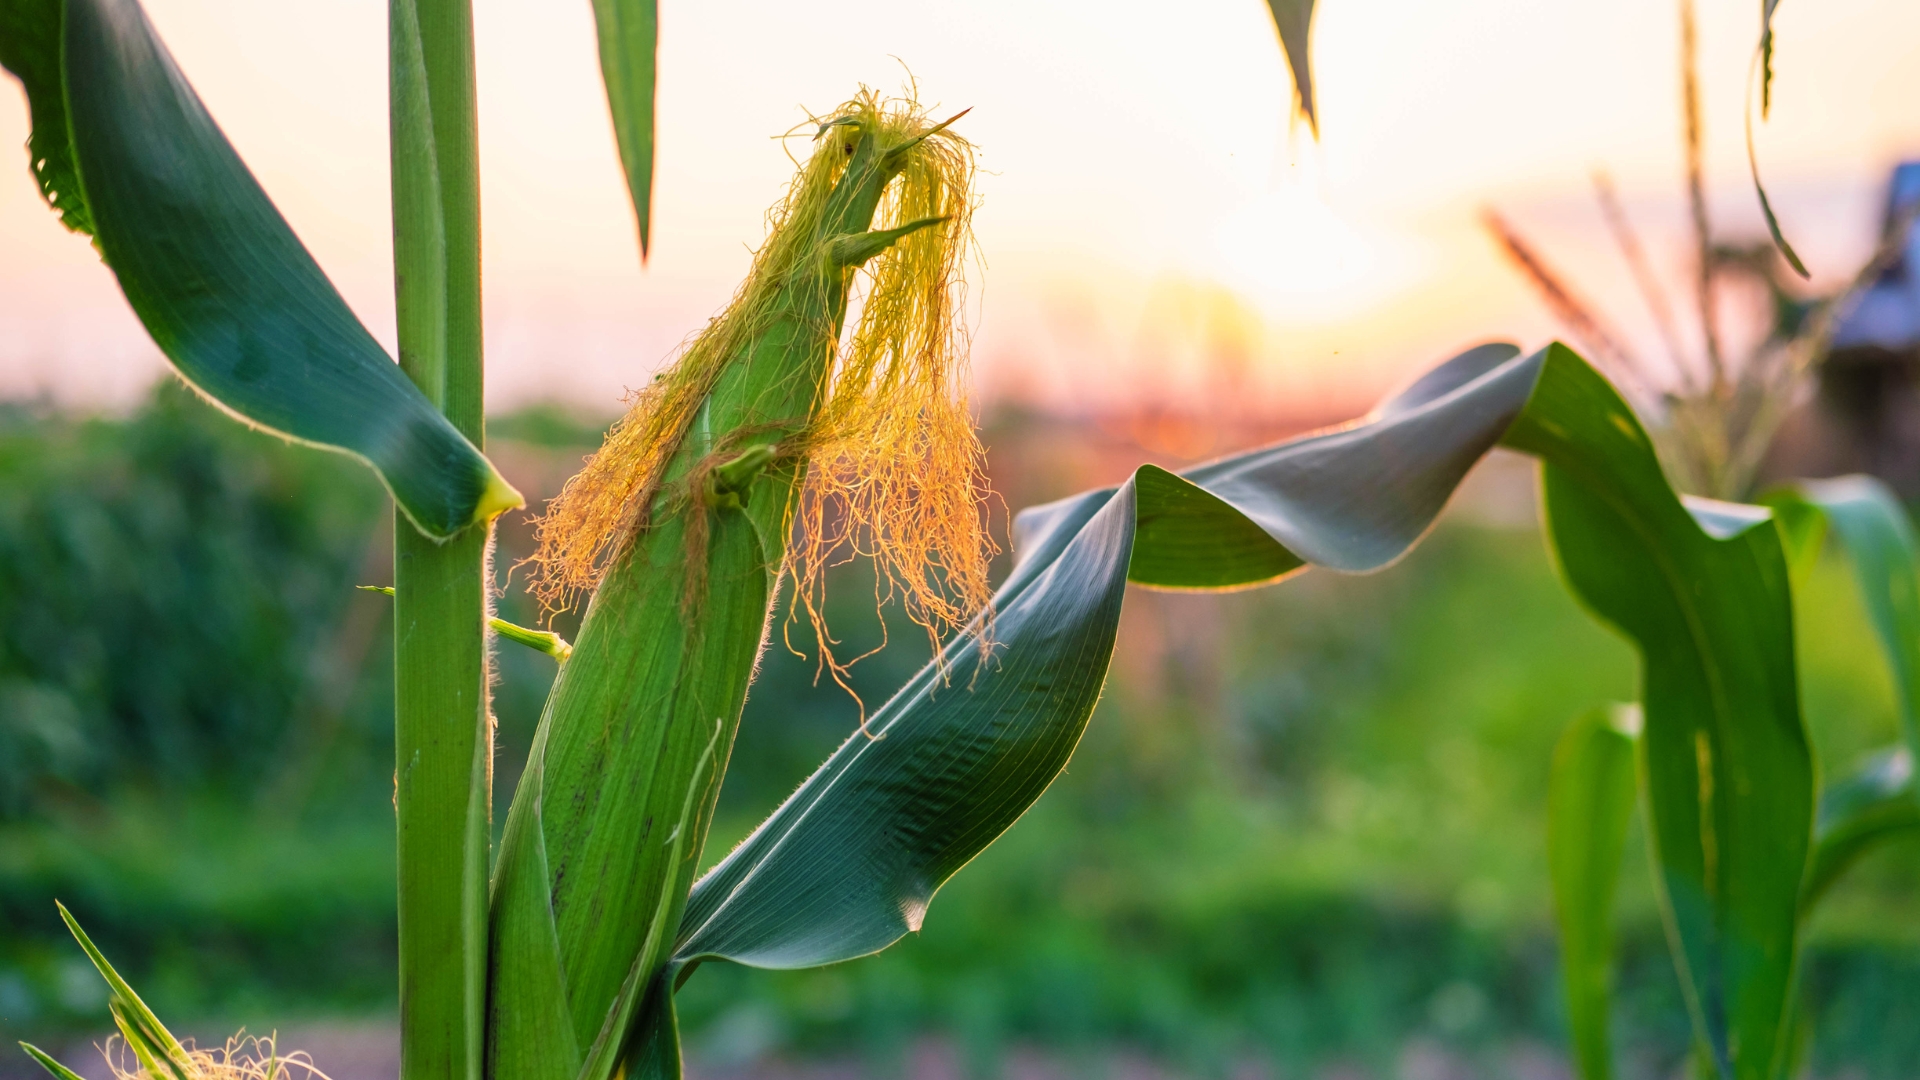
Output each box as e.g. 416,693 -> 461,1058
0,0 -> 519,537
590,0 -> 657,258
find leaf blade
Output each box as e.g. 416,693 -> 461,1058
0,0 -> 520,536
590,0 -> 657,258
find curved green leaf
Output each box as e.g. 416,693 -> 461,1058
1550,705 -> 1641,1080
590,0 -> 656,257
0,0 -> 519,537
1802,745 -> 1920,911
563,343 -> 1805,1080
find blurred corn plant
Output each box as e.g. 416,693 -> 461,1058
0,6 -> 1843,1080
1550,474 -> 1920,1080
1481,0 -> 1911,502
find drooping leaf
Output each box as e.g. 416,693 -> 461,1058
0,0 -> 520,537
1263,0 -> 1318,135
0,0 -> 90,233
1802,746 -> 1920,911
1751,22 -> 1804,278
646,342 -> 1807,1080
1549,706 -> 1641,1080
1759,0 -> 1781,118
589,0 -> 657,258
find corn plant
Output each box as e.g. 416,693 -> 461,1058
1551,474 -> 1920,1080
0,4 -> 1836,1080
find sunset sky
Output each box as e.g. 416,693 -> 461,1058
4,0 -> 1920,417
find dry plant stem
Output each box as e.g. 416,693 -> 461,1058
1481,209 -> 1655,398
1680,0 -> 1726,393
390,4 -> 491,1080
1593,170 -> 1697,392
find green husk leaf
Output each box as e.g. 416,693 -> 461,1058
56,902 -> 187,1067
589,0 -> 657,258
0,0 -> 519,536
486,103 -> 949,1080
19,1045 -> 89,1080
1549,706 -> 1641,1080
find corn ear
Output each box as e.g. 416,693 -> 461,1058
486,94 -> 976,1080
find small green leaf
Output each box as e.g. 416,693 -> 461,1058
590,0 -> 657,258
0,0 -> 521,537
19,1045 -> 88,1080
1549,706 -> 1641,1080
363,585 -> 573,661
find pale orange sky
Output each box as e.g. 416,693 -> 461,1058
3,0 -> 1919,416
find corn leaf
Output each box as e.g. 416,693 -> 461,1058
18,1045 -> 88,1080
1263,0 -> 1317,135
0,0 -> 518,537
590,0 -> 657,257
1780,476 -> 1920,758
1548,706 -> 1641,1080
603,343 -> 1806,1080
1803,746 -> 1919,911
1764,476 -> 1920,911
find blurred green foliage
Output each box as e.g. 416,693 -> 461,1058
2,389 -> 1918,1077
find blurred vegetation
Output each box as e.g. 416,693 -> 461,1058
2,386 -> 1918,1078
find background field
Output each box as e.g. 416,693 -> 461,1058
2,387 -> 1917,1079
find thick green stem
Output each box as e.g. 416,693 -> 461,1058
390,3 -> 489,1080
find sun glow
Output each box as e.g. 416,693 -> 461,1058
1207,149 -> 1423,323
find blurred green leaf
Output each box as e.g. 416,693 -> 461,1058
1549,705 -> 1640,1080
1783,476 -> 1920,759
0,0 -> 519,537
1507,353 -> 1809,1080
1803,746 -> 1920,912
590,0 -> 657,258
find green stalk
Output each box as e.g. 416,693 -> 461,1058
390,4 -> 489,1080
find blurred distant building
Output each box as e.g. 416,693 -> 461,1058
1768,162 -> 1920,495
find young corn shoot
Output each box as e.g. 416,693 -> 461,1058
486,89 -> 995,1080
